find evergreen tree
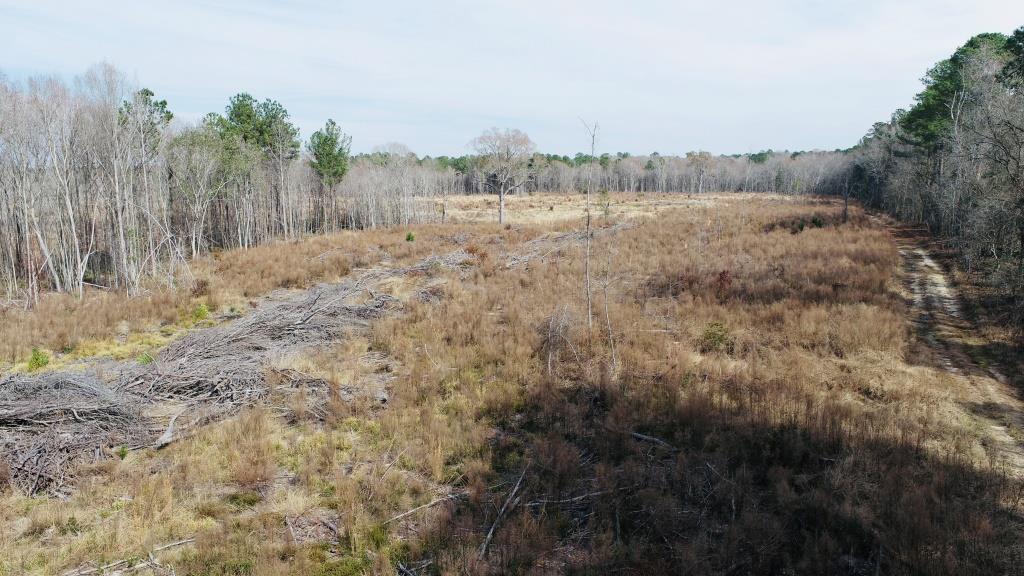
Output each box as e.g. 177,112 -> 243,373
307,119 -> 352,190
1003,26 -> 1024,84
900,33 -> 1009,150
207,93 -> 300,159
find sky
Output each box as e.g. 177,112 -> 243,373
2,0 -> 1023,156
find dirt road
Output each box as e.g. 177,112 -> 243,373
898,232 -> 1024,478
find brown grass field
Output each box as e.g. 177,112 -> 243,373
2,193 -> 1023,575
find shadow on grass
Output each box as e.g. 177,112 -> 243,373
960,340 -> 1024,387
407,372 -> 1024,576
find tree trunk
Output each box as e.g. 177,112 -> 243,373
498,185 -> 505,225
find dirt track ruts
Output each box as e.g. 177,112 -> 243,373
897,231 -> 1024,478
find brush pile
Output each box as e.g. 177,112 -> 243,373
119,252 -> 469,406
0,373 -> 148,496
0,250 -> 472,495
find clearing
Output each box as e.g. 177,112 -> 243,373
2,193 -> 1023,576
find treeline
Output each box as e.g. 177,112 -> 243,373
432,149 -> 846,196
0,63 -> 842,302
834,27 -> 1024,319
0,64 -> 440,301
371,146 -> 844,198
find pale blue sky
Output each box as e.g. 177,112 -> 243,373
2,0 -> 1022,155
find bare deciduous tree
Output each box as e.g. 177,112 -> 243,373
580,119 -> 599,329
470,128 -> 535,224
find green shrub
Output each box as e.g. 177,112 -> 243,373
697,322 -> 734,354
116,445 -> 129,460
406,231 -> 415,242
191,303 -> 210,323
27,348 -> 49,371
137,352 -> 154,365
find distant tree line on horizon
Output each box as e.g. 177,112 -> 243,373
426,148 -> 844,196
0,64 -> 842,302
831,26 -> 1024,321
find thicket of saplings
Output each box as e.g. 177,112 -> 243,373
2,197 -> 1017,575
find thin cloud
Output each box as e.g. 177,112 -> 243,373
2,0 -> 1021,155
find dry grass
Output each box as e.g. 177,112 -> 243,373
0,193 -> 689,368
0,289 -> 190,366
0,219 -> 549,370
440,191 -> 783,225
368,197 -> 1021,574
2,193 -> 1021,575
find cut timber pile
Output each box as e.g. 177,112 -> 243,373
0,250 -> 471,496
0,373 -> 146,496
